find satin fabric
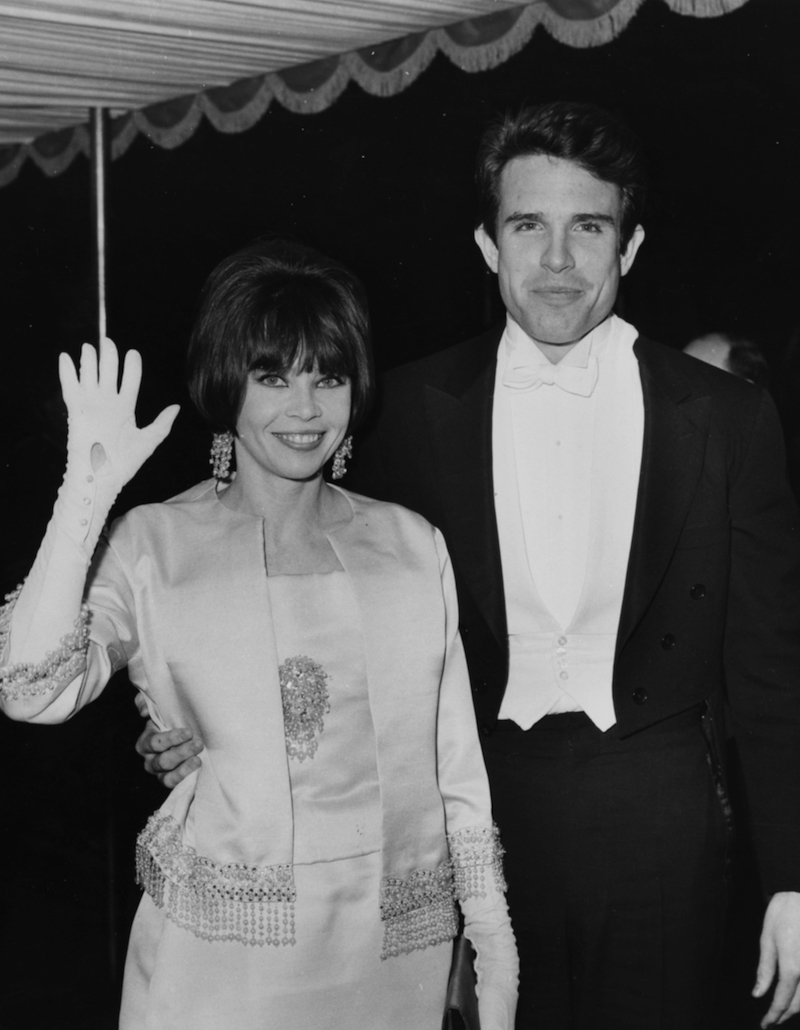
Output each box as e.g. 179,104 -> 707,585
42,482 -> 492,884
121,572 -> 451,1029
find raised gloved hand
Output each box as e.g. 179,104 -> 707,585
60,338 -> 180,494
56,338 -> 180,555
4,339 -> 179,676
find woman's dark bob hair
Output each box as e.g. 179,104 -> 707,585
187,238 -> 374,434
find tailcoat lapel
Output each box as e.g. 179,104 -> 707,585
616,338 -> 712,654
423,328 -> 507,648
414,331 -> 712,665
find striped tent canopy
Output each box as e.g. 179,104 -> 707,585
0,0 -> 748,185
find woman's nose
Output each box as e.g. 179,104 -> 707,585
287,383 -> 321,419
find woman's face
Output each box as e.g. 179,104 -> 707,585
234,363 -> 351,486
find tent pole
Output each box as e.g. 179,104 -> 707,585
89,108 -> 109,342
90,104 -> 120,999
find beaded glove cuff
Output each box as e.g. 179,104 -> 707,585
449,823 -> 507,901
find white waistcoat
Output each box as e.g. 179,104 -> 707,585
493,314 -> 644,731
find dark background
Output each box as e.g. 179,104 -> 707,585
1,0 -> 799,1025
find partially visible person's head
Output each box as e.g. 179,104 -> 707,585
475,101 -> 647,250
474,101 -> 646,349
187,238 -> 374,434
683,333 -> 769,387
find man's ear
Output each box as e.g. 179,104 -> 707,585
474,224 -> 499,274
620,224 -> 645,277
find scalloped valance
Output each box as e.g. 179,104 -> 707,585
0,0 -> 749,188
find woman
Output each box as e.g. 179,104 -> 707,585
0,239 -> 517,1030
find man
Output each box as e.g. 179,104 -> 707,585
143,102 -> 800,1028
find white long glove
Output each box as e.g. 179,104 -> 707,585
2,339 -> 179,708
463,887 -> 519,1030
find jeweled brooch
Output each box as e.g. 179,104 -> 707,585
279,655 -> 331,761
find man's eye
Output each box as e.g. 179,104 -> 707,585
576,222 -> 603,233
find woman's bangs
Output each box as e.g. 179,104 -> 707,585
247,299 -> 355,379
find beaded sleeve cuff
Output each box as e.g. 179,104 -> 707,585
378,824 -> 507,959
136,812 -> 297,948
0,584 -> 90,702
380,861 -> 459,959
448,823 -> 507,901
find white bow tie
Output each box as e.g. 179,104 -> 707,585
502,354 -> 599,397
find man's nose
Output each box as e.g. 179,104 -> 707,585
541,232 -> 575,273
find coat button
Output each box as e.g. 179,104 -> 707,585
661,633 -> 676,650
480,723 -> 492,737
632,687 -> 648,705
690,583 -> 706,600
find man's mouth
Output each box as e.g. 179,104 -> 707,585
533,286 -> 583,304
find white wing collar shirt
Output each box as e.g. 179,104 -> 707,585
492,313 -> 644,731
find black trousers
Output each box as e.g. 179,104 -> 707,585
482,709 -> 730,1030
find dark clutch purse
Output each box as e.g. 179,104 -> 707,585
442,934 -> 481,1030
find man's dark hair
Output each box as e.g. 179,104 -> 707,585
187,237 -> 374,435
476,100 -> 647,250
727,335 -> 770,388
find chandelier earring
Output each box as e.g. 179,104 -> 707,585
210,431 -> 234,481
331,436 -> 353,481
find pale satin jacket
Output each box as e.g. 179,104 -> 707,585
11,480 -> 503,952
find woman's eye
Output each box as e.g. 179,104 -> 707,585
318,375 -> 347,388
255,373 -> 285,387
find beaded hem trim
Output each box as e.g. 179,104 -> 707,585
380,861 -> 459,958
280,655 -> 330,762
449,823 -> 507,901
0,584 -> 90,702
136,812 -> 296,947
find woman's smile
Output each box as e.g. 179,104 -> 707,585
273,431 -> 326,449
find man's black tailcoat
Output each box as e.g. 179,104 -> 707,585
351,327 -> 800,895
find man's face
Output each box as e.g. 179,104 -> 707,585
475,154 -> 644,348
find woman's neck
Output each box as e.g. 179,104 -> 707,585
218,470 -> 350,574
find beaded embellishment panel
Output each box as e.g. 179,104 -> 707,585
379,823 -> 507,958
280,654 -> 330,762
0,584 -> 90,702
380,862 -> 459,959
136,812 -> 296,948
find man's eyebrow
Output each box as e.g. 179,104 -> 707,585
503,211 -> 618,227
503,211 -> 542,226
572,212 -> 617,226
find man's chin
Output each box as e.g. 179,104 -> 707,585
526,326 -> 591,348
520,313 -> 608,347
